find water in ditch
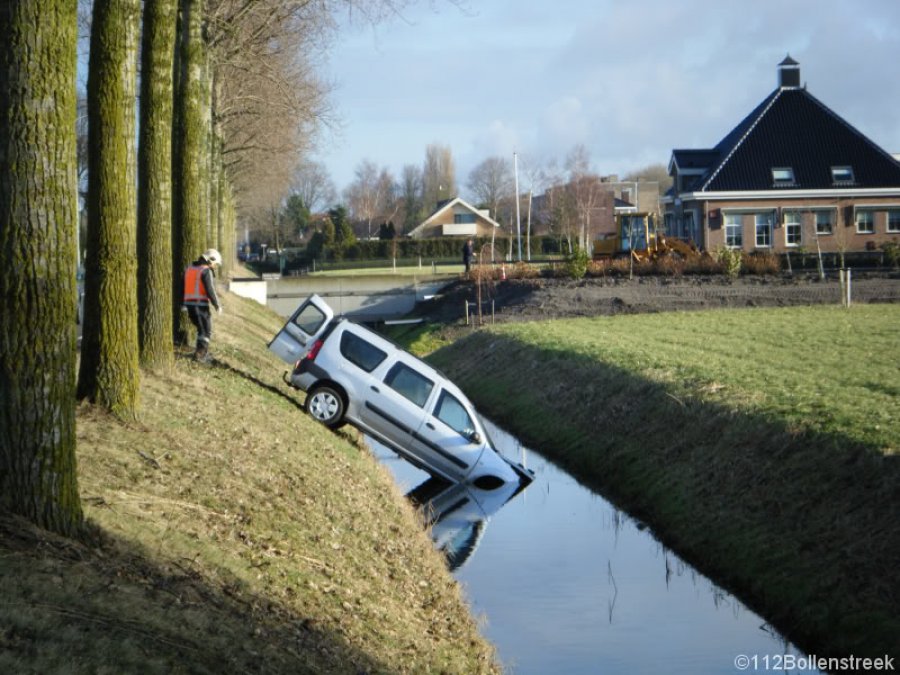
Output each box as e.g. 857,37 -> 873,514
367,420 -> 823,675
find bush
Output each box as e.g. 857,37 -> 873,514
565,246 -> 590,280
742,251 -> 781,275
881,240 -> 900,269
716,248 -> 742,279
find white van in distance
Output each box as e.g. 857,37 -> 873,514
269,295 -> 533,488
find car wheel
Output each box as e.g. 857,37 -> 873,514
306,385 -> 346,429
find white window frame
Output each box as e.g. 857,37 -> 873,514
783,210 -> 802,247
772,167 -> 795,185
755,213 -> 773,248
888,210 -> 900,233
724,213 -> 743,249
831,166 -> 855,184
855,209 -> 875,234
814,210 -> 834,236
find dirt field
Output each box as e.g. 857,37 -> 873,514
427,272 -> 900,323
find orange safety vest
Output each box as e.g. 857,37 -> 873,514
183,264 -> 210,306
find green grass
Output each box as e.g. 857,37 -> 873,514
1,292 -> 498,674
502,305 -> 899,453
429,304 -> 900,658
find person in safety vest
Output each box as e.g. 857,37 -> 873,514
183,248 -> 223,362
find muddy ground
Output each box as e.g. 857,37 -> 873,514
423,272 -> 900,324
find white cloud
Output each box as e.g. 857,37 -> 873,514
318,0 -> 900,192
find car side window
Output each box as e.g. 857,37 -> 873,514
293,303 -> 326,335
384,362 -> 434,408
339,331 -> 388,373
434,390 -> 475,437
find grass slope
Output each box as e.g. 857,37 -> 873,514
429,305 -> 900,658
1,292 -> 497,674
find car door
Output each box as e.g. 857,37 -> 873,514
358,359 -> 433,459
268,294 -> 334,364
410,388 -> 486,481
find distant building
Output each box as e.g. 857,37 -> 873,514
531,177 -> 659,241
407,197 -> 502,239
664,56 -> 900,253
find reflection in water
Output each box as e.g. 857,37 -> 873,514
406,477 -> 526,571
367,424 -> 821,675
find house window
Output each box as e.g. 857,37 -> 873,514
855,210 -> 875,234
683,210 -> 696,243
772,167 -> 795,186
755,213 -> 772,247
831,166 -> 854,184
815,210 -> 833,235
888,210 -> 900,233
664,212 -> 675,236
784,210 -> 801,247
454,213 -> 476,224
725,214 -> 742,248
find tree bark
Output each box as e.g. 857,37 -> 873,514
138,0 -> 178,370
0,0 -> 83,535
172,0 -> 209,344
78,0 -> 141,418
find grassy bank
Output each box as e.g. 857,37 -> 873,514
0,292 -> 497,674
428,305 -> 899,658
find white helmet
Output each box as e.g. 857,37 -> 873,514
202,248 -> 223,266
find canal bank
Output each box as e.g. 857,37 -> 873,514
427,310 -> 900,660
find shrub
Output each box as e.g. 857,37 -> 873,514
881,240 -> 900,269
716,248 -> 742,279
565,246 -> 590,280
742,251 -> 781,275
652,254 -> 685,277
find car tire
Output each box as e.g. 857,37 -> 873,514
306,385 -> 346,429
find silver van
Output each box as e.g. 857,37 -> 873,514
269,295 -> 532,487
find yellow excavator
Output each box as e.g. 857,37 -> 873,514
593,213 -> 701,262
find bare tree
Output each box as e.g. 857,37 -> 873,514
292,158 -> 337,213
565,144 -> 604,250
400,163 -> 423,233
422,143 -> 456,213
467,156 -> 513,221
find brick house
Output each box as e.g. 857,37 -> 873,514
664,56 -> 900,254
407,197 -> 502,239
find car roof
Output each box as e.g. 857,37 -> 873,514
336,319 -> 469,401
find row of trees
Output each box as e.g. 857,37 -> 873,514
260,141 -> 669,256
0,0 -> 413,537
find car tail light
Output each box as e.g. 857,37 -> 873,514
305,338 -> 324,362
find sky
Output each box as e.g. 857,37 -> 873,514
313,0 -> 900,198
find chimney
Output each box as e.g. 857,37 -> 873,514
778,54 -> 800,88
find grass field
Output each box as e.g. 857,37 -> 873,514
0,292 -> 497,674
500,305 -> 899,454
429,304 -> 900,658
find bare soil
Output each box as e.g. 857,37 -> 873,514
426,272 -> 900,324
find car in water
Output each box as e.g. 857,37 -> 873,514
269,295 -> 533,488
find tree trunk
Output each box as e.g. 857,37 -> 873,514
138,0 -> 178,370
172,0 -> 208,344
0,0 -> 83,535
78,0 -> 142,418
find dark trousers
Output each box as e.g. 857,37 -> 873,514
187,305 -> 212,349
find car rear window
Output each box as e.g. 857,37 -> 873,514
293,303 -> 327,335
339,331 -> 387,373
384,362 -> 434,408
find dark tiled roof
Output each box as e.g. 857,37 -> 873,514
676,87 -> 900,192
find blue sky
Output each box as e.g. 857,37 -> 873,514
314,0 -> 900,197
